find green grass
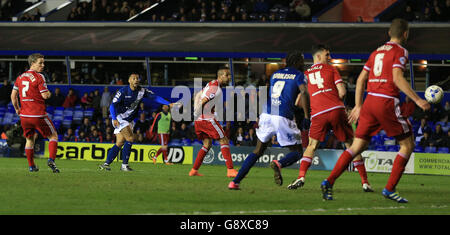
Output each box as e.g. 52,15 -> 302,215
0,157 -> 449,215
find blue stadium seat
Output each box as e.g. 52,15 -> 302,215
414,145 -> 424,153
375,145 -> 386,151
46,106 -> 54,115
54,107 -> 64,116
387,145 -> 400,152
84,108 -> 95,118
63,108 -> 73,117
424,146 -> 437,153
438,147 -> 449,153
192,140 -> 202,145
181,138 -> 191,146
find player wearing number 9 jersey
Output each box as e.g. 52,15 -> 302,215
11,53 -> 60,173
287,45 -> 372,192
229,50 -> 310,190
321,19 -> 430,203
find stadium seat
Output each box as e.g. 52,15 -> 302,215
84,108 -> 94,118
438,147 -> 449,153
387,145 -> 400,152
46,106 -> 54,115
54,107 -> 64,116
63,108 -> 73,117
424,146 -> 437,153
181,138 -> 191,146
192,140 -> 202,145
414,146 -> 424,153
375,145 -> 386,151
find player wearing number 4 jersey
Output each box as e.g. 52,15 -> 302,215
321,19 -> 430,203
11,53 -> 60,173
287,45 -> 373,192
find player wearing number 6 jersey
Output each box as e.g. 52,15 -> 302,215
11,53 -> 60,173
287,45 -> 372,192
228,51 -> 310,190
321,19 -> 430,203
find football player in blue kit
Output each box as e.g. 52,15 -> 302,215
228,51 -> 310,189
99,73 -> 175,171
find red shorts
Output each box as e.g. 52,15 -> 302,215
157,133 -> 170,145
309,108 -> 354,142
195,119 -> 225,140
355,94 -> 412,141
20,116 -> 57,139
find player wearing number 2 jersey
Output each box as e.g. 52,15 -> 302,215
321,19 -> 430,203
11,53 -> 60,173
228,51 -> 310,190
287,45 -> 372,192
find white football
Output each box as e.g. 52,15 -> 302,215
424,85 -> 444,104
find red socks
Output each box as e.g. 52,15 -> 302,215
156,148 -> 168,161
385,153 -> 409,191
48,139 -> 58,160
327,149 -> 354,185
298,156 -> 312,178
25,147 -> 35,167
221,144 -> 233,169
353,159 -> 368,184
193,146 -> 209,170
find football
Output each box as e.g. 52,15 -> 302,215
424,85 -> 444,104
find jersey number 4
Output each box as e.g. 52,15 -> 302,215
308,71 -> 324,89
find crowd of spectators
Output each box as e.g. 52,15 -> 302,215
401,0 -> 450,22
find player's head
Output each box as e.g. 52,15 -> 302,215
217,66 -> 231,85
285,50 -> 304,72
162,104 -> 169,112
28,53 -> 45,72
311,44 -> 331,64
128,73 -> 141,90
388,18 -> 409,44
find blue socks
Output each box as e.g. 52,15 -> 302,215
121,141 -> 133,165
106,144 -> 121,164
278,151 -> 301,168
233,152 -> 260,184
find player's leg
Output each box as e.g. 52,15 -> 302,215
382,133 -> 414,203
345,140 -> 372,192
119,125 -> 135,171
100,133 -> 124,170
189,137 -> 211,176
218,136 -> 238,177
229,138 -> 268,189
42,116 -> 60,173
321,137 -> 369,200
287,137 -> 319,189
24,136 -> 38,172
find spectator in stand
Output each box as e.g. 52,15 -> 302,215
80,92 -> 93,108
105,132 -> 115,143
415,117 -> 433,142
134,112 -> 150,133
234,127 -> 245,146
177,122 -> 194,141
90,129 -> 103,143
431,124 -> 445,147
400,96 -> 416,118
62,88 -> 78,108
443,101 -> 450,122
290,0 -> 311,21
419,131 -> 433,148
79,117 -> 92,135
402,5 -> 417,21
110,73 -> 124,85
75,130 -> 89,142
46,87 -> 66,107
100,86 -> 112,119
442,130 -> 450,148
63,128 -> 75,142
0,79 -> 12,106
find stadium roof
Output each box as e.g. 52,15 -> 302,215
0,22 -> 449,59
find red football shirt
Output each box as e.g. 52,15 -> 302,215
13,70 -> 48,117
197,79 -> 222,120
363,41 -> 409,98
305,63 -> 345,118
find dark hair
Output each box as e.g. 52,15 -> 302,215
285,50 -> 304,71
311,44 -> 330,57
389,18 -> 409,39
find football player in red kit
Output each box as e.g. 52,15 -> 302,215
11,53 -> 60,173
189,67 -> 238,178
321,19 -> 430,203
287,45 -> 373,192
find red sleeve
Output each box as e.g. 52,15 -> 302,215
332,66 -> 343,85
13,78 -> 19,90
392,47 -> 408,71
37,73 -> 48,93
363,52 -> 374,72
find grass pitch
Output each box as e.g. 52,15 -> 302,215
0,157 -> 449,215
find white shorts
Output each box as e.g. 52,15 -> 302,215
256,113 -> 301,147
113,116 -> 134,135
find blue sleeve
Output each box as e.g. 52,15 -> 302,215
110,103 -> 117,120
296,72 -> 306,87
145,88 -> 170,105
110,89 -> 123,120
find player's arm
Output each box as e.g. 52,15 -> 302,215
10,88 -> 20,115
41,91 -> 51,99
348,69 -> 369,124
298,83 -> 310,119
393,68 -> 430,111
336,82 -> 346,100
